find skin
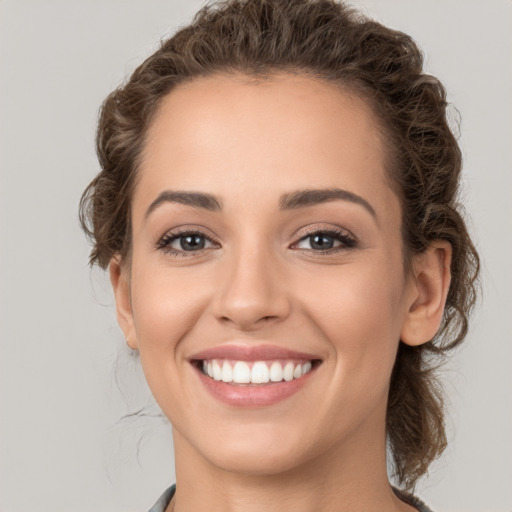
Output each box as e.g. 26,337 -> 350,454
110,73 -> 452,512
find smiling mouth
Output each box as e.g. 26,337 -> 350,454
193,359 -> 321,385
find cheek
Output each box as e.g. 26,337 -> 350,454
132,278 -> 197,344
129,261 -> 214,388
303,258 -> 406,389
308,256 -> 404,331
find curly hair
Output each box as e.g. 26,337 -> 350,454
79,0 -> 479,490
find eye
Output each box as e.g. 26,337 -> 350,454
157,230 -> 218,257
293,228 -> 356,253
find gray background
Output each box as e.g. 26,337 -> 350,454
1,1 -> 511,511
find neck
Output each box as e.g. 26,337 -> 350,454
170,417 -> 414,512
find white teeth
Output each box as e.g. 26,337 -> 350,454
212,360 -> 222,381
283,362 -> 294,381
221,361 -> 233,382
269,361 -> 283,382
232,361 -> 251,383
201,359 -> 315,384
251,361 -> 270,384
302,361 -> 312,375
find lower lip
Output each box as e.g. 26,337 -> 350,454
193,364 -> 317,407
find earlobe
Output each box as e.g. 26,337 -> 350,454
109,256 -> 138,350
400,240 -> 452,347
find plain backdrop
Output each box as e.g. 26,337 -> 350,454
1,1 -> 511,511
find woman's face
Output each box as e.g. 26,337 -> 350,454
113,73 -> 418,475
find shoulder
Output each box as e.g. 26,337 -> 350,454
147,485 -> 435,512
392,487 -> 435,512
147,484 -> 176,512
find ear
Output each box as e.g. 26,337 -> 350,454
109,256 -> 138,350
400,240 -> 452,346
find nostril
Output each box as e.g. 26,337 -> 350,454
218,313 -> 281,330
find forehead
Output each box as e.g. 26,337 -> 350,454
135,73 -> 399,221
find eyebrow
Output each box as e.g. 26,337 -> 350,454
144,187 -> 376,221
279,188 -> 377,219
144,190 -> 222,219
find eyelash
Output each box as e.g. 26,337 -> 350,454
292,227 -> 357,255
156,227 -> 357,258
156,229 -> 220,258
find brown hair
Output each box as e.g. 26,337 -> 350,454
79,0 -> 479,490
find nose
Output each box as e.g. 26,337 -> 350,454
211,245 -> 291,332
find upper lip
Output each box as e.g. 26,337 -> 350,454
189,344 -> 321,362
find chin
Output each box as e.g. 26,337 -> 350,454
177,417 -> 336,478
206,441 -> 314,477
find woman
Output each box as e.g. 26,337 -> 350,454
80,0 -> 479,510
